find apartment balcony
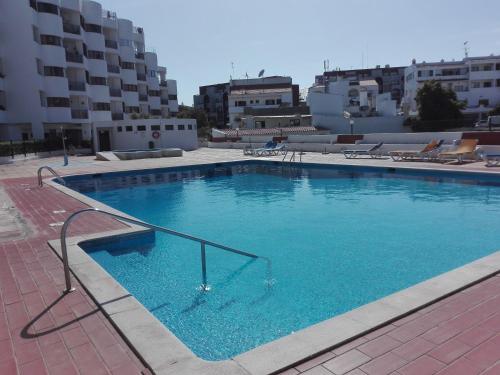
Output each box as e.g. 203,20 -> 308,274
112,113 -> 124,120
109,88 -> 122,97
66,52 -> 84,63
63,23 -> 81,35
105,40 -> 118,49
137,73 -> 146,81
71,109 -> 89,119
135,52 -> 145,60
139,94 -> 148,102
68,81 -> 86,91
161,99 -> 169,105
150,109 -> 162,116
107,64 -> 120,74
160,80 -> 168,87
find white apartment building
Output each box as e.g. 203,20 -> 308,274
0,0 -> 180,143
307,77 -> 404,133
403,55 -> 500,116
227,76 -> 300,128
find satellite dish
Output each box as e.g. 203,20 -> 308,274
343,111 -> 351,119
258,69 -> 265,78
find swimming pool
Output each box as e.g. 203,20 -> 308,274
65,162 -> 500,361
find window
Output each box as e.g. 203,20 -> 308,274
119,39 -> 132,47
32,26 -> 40,43
496,63 -> 500,71
168,94 -> 177,100
87,50 -> 104,60
429,70 -> 434,77
235,100 -> 246,107
255,99 -> 260,104
149,90 -> 160,97
123,84 -> 138,92
137,125 -> 146,131
471,82 -> 480,89
255,120 -> 265,128
125,106 -> 139,113
125,126 -> 133,132
471,65 -> 479,72
36,59 -> 44,75
89,76 -> 107,86
151,125 -> 161,131
40,35 -> 61,46
484,65 -> 492,71
178,125 -> 185,130
497,79 -> 500,87
29,0 -> 37,10
290,119 -> 301,126
84,23 -> 101,33
117,126 -> 122,132
165,125 -> 174,131
37,2 -> 59,15
149,70 -> 156,77
44,66 -> 64,77
417,70 -> 422,77
265,99 -> 276,105
120,61 -> 135,70
276,98 -> 282,105
92,102 -> 110,111
479,99 -> 489,107
187,124 -> 193,130
484,81 -> 492,88
47,97 -> 70,107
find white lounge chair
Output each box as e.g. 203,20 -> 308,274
343,142 -> 384,159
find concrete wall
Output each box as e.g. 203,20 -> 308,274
93,118 -> 198,152
312,115 -> 406,134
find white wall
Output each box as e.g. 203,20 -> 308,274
93,118 -> 198,151
312,115 -> 406,133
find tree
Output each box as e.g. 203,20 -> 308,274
416,81 -> 465,121
176,105 -> 214,138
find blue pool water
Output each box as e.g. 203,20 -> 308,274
69,163 -> 500,360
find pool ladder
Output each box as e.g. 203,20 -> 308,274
59,208 -> 271,293
282,150 -> 304,163
37,166 -> 66,187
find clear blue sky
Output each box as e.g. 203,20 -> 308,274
99,0 -> 500,105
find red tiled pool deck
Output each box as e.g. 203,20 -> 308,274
0,153 -> 499,375
0,177 -> 148,375
278,277 -> 500,375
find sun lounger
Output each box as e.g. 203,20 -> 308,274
343,142 -> 384,159
389,140 -> 444,161
481,152 -> 500,167
243,141 -> 276,156
438,139 -> 478,164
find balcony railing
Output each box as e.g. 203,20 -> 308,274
161,99 -> 169,105
68,81 -> 86,91
139,94 -> 148,102
151,110 -> 162,116
63,23 -> 81,35
105,40 -> 118,49
65,52 -> 84,63
109,88 -> 122,97
111,113 -> 124,120
71,109 -> 89,119
107,64 -> 120,74
136,73 -> 146,81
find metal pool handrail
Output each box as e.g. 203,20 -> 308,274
37,166 -> 66,187
60,208 -> 270,293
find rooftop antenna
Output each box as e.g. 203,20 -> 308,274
231,62 -> 235,80
464,41 -> 469,58
258,69 -> 265,78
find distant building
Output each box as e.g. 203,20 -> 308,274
308,76 -> 404,133
315,65 -> 406,104
0,0 -> 180,143
403,55 -> 500,117
193,82 -> 230,128
227,76 -> 301,129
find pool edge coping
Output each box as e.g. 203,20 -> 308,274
44,161 -> 500,375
